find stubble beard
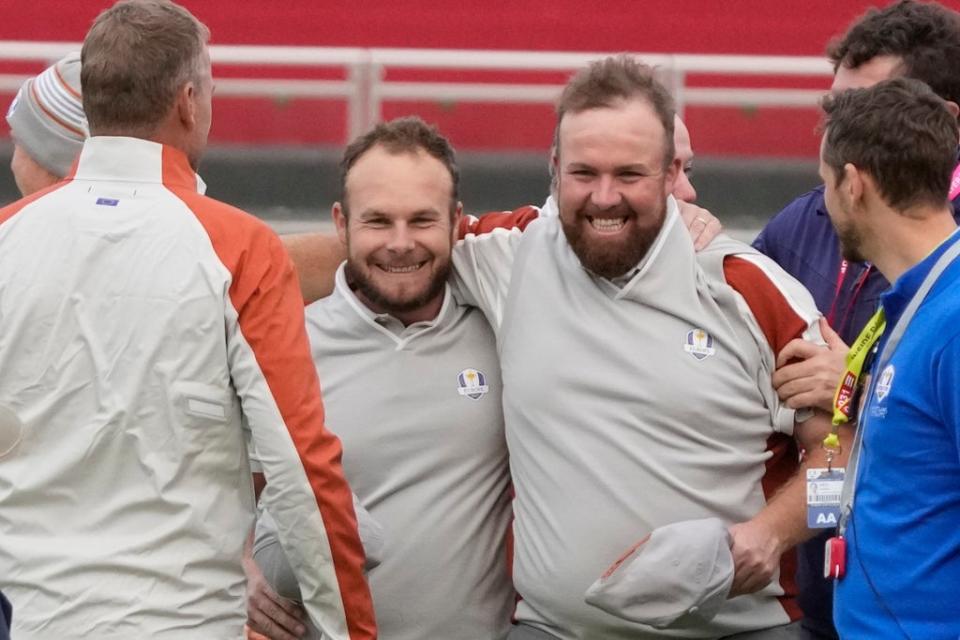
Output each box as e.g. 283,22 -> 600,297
836,218 -> 868,264
345,256 -> 451,314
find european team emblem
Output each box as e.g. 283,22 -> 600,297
875,364 -> 895,402
457,368 -> 489,400
683,328 -> 716,360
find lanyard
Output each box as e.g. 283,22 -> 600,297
826,259 -> 873,332
836,235 -> 960,536
820,308 -> 884,468
826,260 -> 849,328
831,309 -> 885,426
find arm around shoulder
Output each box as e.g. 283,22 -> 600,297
450,206 -> 539,324
281,232 -> 346,305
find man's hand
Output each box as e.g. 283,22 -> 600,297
726,411 -> 851,599
727,519 -> 785,598
245,550 -> 307,640
773,318 -> 848,412
678,201 -> 722,251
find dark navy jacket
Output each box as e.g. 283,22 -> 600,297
753,186 -> 889,343
753,185 -> 960,639
1,591 -> 11,640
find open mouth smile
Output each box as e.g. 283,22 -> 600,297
377,261 -> 427,274
587,215 -> 627,233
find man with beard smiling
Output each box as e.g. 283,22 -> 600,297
451,55 -> 849,639
252,103 -> 720,640
282,119 -> 716,304
250,116 -> 513,640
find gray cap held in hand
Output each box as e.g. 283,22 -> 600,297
6,52 -> 87,178
585,517 -> 734,629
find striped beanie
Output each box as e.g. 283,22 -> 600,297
5,52 -> 87,178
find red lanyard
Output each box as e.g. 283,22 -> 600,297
826,259 -> 873,331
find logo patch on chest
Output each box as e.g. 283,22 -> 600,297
683,328 -> 716,360
874,364 -> 895,402
457,368 -> 489,400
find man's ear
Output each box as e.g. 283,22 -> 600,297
332,202 -> 348,246
664,155 -> 681,192
842,163 -> 866,209
451,201 -> 464,241
945,100 -> 960,119
550,145 -> 560,182
175,82 -> 197,129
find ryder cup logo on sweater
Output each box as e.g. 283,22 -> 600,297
684,328 -> 716,360
875,364 -> 895,402
457,368 -> 489,400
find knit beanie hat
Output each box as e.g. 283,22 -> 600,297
6,52 -> 87,177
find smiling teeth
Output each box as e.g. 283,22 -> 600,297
382,264 -> 421,273
589,217 -> 626,231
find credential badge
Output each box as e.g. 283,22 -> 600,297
684,328 -> 716,361
875,364 -> 895,402
457,368 -> 489,400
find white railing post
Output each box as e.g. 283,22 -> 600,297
347,59 -> 368,141
365,63 -> 385,134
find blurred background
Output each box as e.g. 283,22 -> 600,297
3,0 -> 960,238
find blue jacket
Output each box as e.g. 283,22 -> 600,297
835,229 -> 960,639
753,186 -> 960,639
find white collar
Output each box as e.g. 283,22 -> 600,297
73,136 -> 206,193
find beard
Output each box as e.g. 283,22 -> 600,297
560,199 -> 667,279
836,218 -> 867,264
345,255 -> 451,315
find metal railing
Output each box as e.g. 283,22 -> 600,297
0,41 -> 833,141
